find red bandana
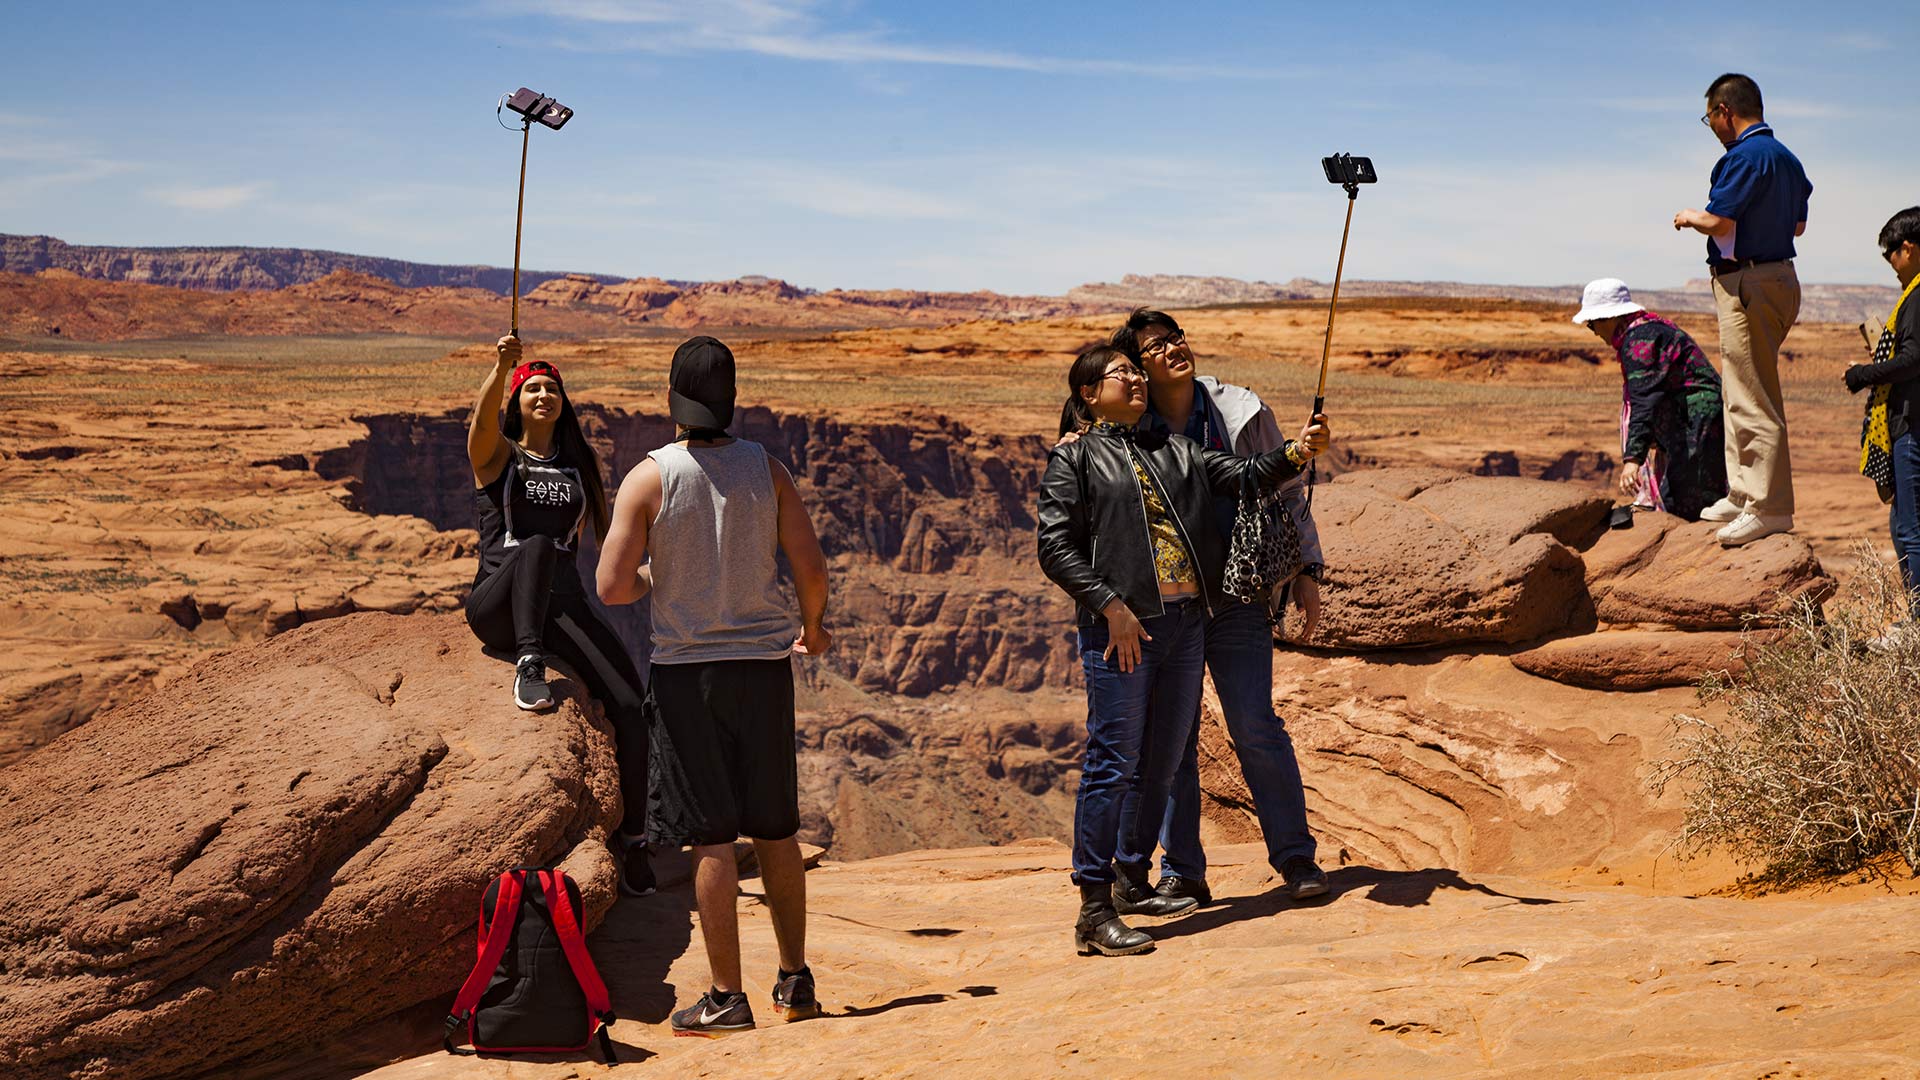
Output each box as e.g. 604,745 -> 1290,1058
509,360 -> 563,398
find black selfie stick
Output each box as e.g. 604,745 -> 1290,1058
497,88 -> 575,336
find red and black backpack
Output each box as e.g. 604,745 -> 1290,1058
444,866 -> 618,1063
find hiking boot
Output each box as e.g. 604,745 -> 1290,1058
1155,875 -> 1212,908
1698,496 -> 1743,523
514,655 -> 554,711
1112,865 -> 1198,917
619,838 -> 656,898
772,965 -> 823,1022
1075,881 -> 1154,957
1281,856 -> 1330,900
671,989 -> 755,1037
1716,512 -> 1792,548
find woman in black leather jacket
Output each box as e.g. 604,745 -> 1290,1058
1037,345 -> 1327,956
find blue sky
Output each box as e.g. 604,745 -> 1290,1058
5,1 -> 1915,293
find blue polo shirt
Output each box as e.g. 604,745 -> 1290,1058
1703,123 -> 1812,265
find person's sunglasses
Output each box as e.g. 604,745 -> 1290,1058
1140,331 -> 1187,359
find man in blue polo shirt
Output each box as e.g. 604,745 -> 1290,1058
1673,73 -> 1812,548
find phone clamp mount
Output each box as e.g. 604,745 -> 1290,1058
1307,153 -> 1378,504
497,88 -> 574,336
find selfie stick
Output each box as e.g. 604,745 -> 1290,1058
1314,180 -> 1359,421
510,119 -> 531,336
496,88 -> 574,337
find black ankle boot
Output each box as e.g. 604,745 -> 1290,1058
1112,865 -> 1199,917
1075,882 -> 1154,956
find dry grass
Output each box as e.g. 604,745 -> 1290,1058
1651,544 -> 1920,884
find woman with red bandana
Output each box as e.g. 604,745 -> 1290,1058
465,333 -> 655,896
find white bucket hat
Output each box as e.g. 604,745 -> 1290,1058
1572,278 -> 1645,324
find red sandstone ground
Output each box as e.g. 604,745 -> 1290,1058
3,283 -> 1914,1076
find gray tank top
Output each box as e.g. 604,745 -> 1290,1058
646,438 -> 796,664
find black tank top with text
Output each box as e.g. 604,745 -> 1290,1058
474,444 -> 588,589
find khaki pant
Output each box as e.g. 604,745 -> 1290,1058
1711,260 -> 1801,516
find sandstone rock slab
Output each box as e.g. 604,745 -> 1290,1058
0,612 -> 622,1080
1510,629 -> 1768,690
1589,519 -> 1833,629
1307,470 -> 1603,649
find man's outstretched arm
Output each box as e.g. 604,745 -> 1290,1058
596,459 -> 660,606
771,459 -> 830,654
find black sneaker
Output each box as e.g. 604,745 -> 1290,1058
772,965 -> 823,1022
1281,855 -> 1329,900
1155,875 -> 1212,908
670,989 -> 754,1037
619,838 -> 656,898
513,655 -> 553,711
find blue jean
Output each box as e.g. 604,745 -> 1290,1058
1071,598 -> 1207,885
1892,432 -> 1920,620
1155,599 -> 1316,880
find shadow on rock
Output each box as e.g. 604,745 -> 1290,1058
591,890 -> 697,1026
1327,866 -> 1563,907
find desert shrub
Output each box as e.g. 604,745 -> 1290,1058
1650,545 -> 1920,884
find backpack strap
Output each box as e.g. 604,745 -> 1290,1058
443,870 -> 526,1055
541,869 -> 619,1065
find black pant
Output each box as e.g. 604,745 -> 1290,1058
465,534 -> 649,835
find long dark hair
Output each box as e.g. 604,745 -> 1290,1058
503,386 -> 610,542
1059,344 -> 1134,438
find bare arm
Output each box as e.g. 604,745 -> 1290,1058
468,335 -> 519,487
596,458 -> 659,606
771,458 -> 831,655
1673,209 -> 1735,239
1795,221 -> 1806,238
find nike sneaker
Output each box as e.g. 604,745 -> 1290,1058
670,989 -> 755,1037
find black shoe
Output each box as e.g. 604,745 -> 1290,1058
1281,855 -> 1329,900
1075,882 -> 1154,957
772,965 -> 823,1022
671,989 -> 755,1037
513,654 -> 554,711
1155,875 -> 1213,908
619,838 -> 656,898
1112,867 -> 1199,918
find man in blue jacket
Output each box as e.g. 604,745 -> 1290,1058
1113,309 -> 1330,904
1673,73 -> 1813,548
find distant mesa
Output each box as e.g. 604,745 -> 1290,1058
0,233 -> 625,295
1069,272 -> 1900,325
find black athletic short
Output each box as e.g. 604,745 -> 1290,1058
644,657 -> 799,847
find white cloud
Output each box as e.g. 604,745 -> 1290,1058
147,182 -> 269,211
492,0 -> 1290,79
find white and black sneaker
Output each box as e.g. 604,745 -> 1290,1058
514,654 -> 554,711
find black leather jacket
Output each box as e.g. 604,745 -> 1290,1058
1037,426 -> 1303,626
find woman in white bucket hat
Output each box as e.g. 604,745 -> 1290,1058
1574,278 -> 1730,521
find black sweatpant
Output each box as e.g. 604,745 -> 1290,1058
465,534 -> 648,835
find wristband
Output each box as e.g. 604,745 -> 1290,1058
1284,440 -> 1310,467
1301,563 -> 1325,583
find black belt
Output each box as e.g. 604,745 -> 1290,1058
1708,257 -> 1787,276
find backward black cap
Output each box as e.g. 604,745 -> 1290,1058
669,335 -> 735,430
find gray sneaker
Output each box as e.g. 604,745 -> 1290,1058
671,989 -> 755,1037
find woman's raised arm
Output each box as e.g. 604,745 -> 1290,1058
468,335 -> 519,486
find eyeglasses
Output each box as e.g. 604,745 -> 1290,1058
1101,365 -> 1148,384
1699,104 -> 1724,128
1139,331 -> 1187,359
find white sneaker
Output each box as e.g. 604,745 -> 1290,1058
1698,497 -> 1743,523
1716,512 -> 1793,547
1867,623 -> 1917,655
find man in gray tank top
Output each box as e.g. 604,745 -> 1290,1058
597,336 -> 833,1036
